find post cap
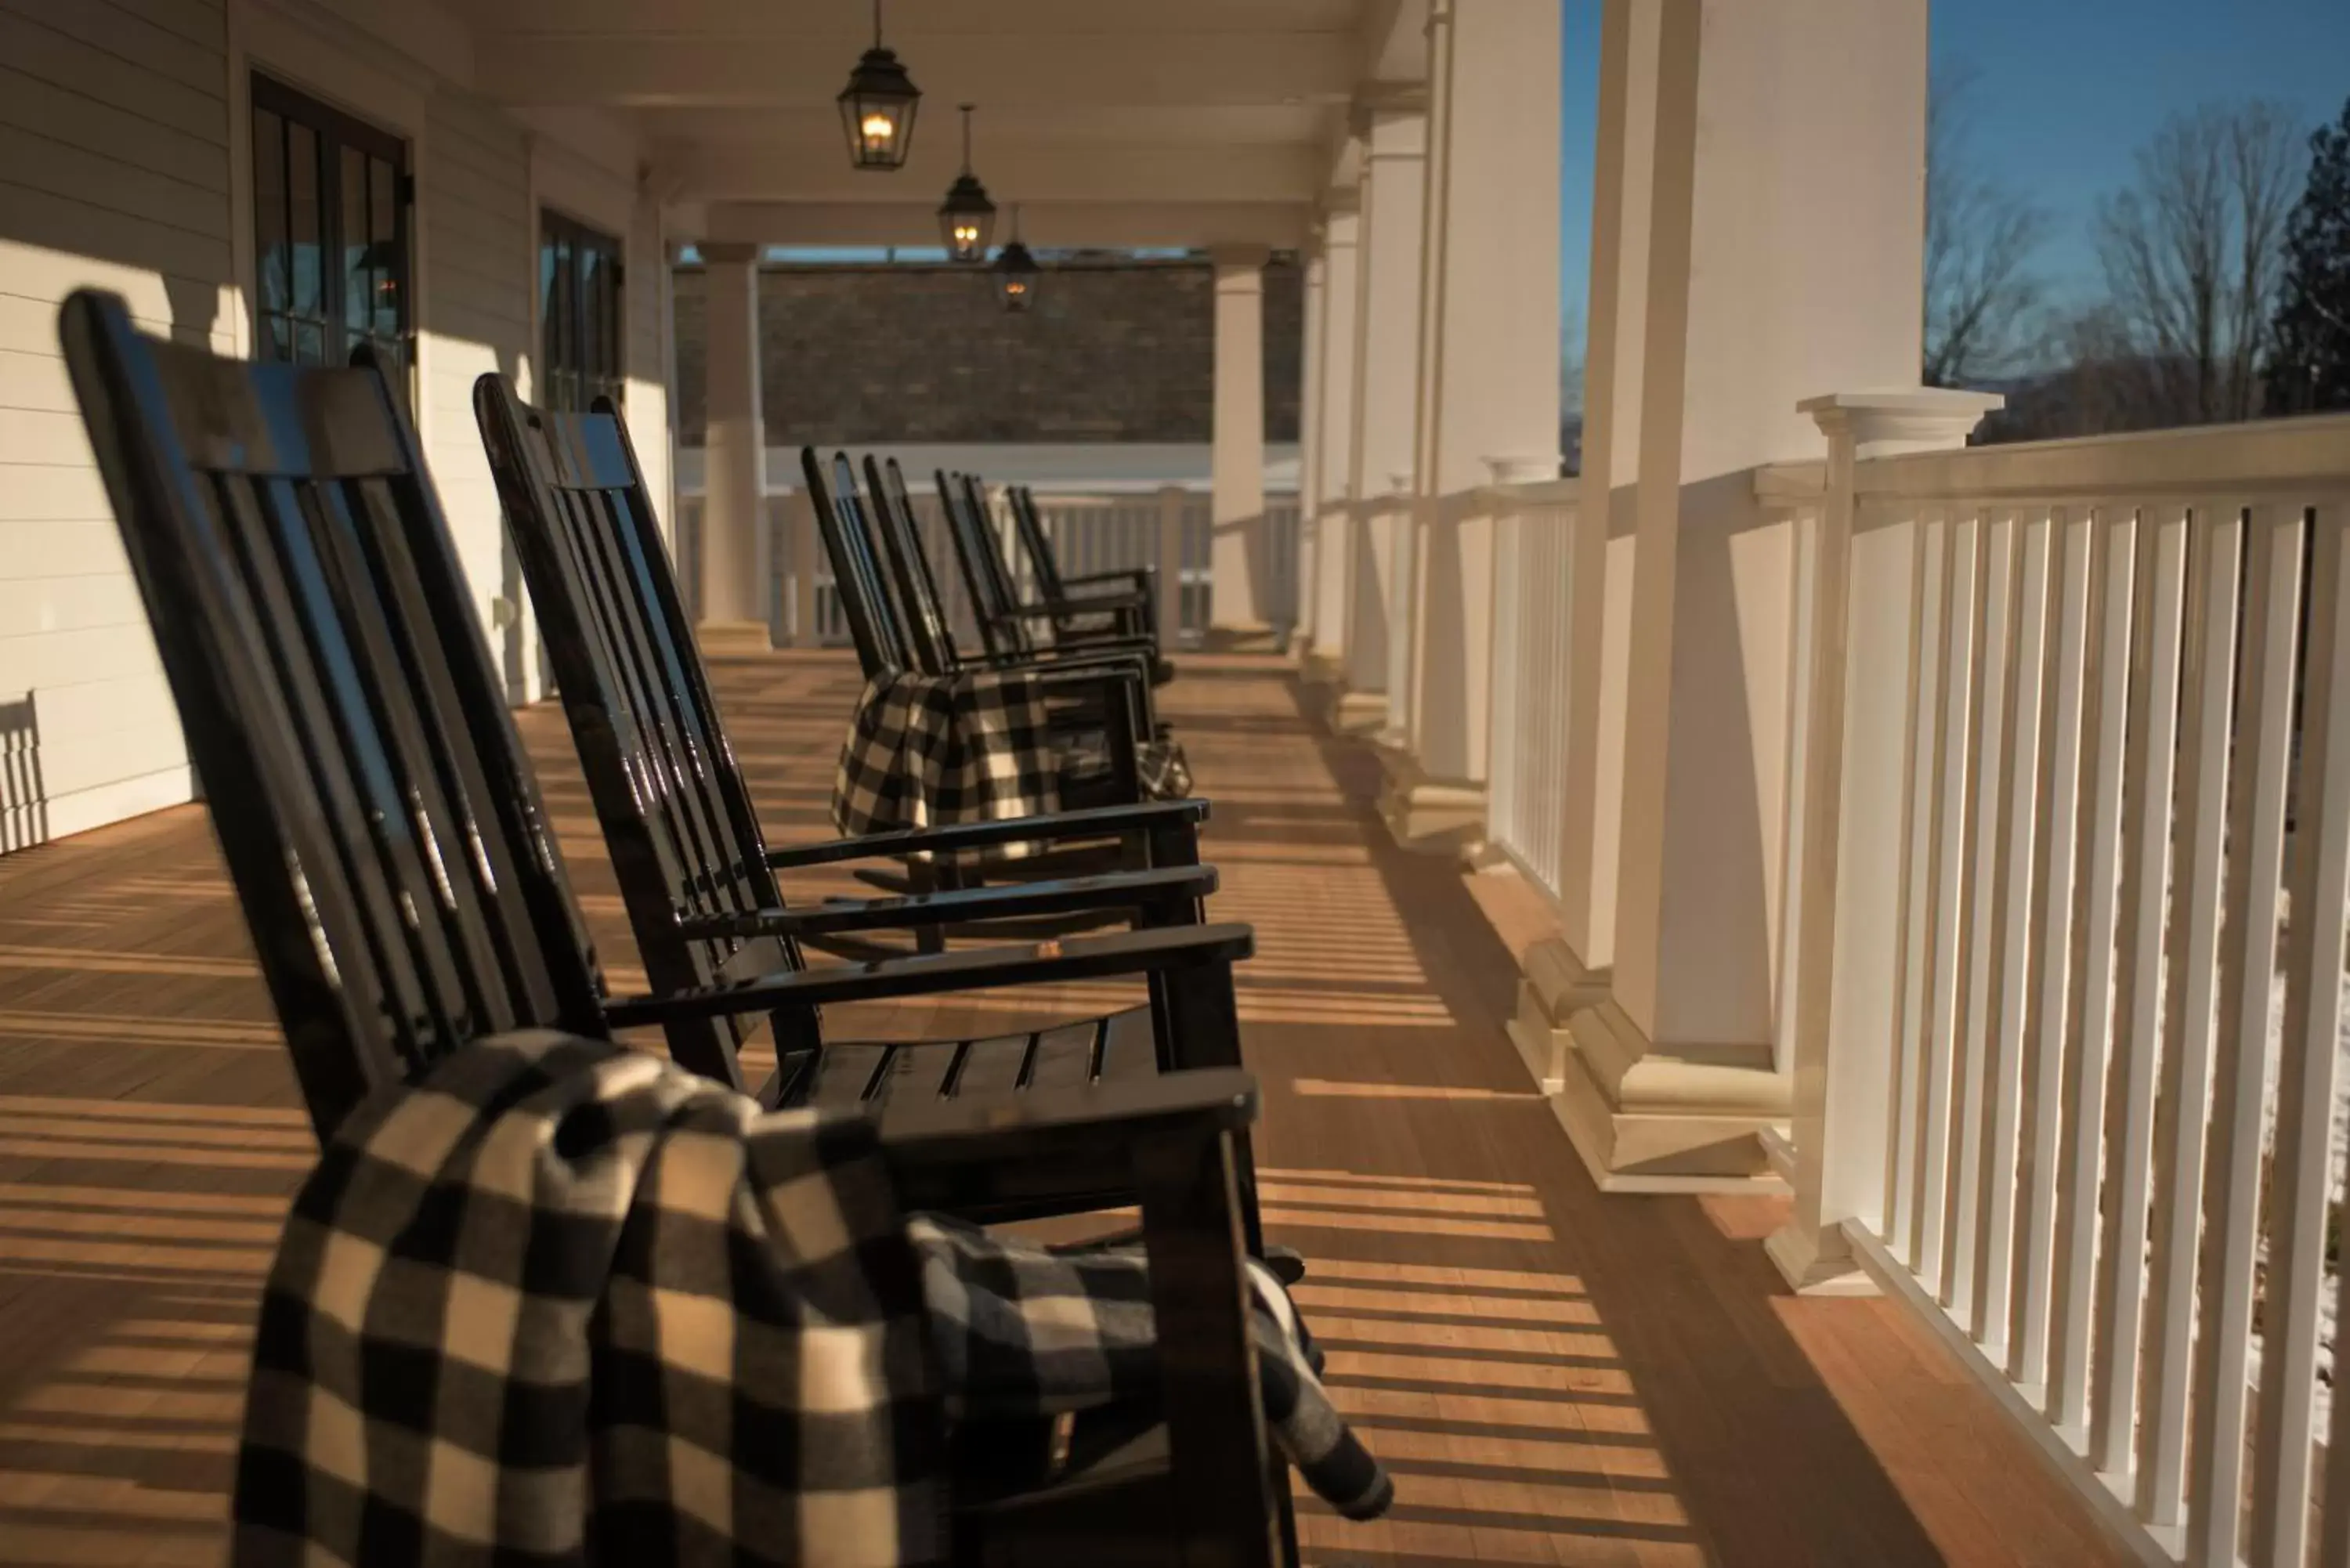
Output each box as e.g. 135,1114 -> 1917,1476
1797,388 -> 2005,457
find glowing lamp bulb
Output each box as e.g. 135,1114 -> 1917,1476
861,114 -> 895,141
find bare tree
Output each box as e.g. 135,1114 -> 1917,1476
2092,99 -> 2305,426
1925,65 -> 2049,387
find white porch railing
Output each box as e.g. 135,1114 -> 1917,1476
1781,409 -> 2350,1565
1484,479 -> 1583,901
675,482 -> 1298,650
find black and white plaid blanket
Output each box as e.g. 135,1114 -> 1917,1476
236,1035 -> 1389,1566
833,671 -> 1061,863
911,1216 -> 1392,1520
834,674 -> 1191,864
234,1030 -> 946,1566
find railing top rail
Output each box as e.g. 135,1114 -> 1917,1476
1480,477 -> 1582,507
1754,461 -> 1827,502
1853,410 -> 2350,504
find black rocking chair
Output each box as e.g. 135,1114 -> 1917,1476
61,287 -> 1293,1566
1007,481 -> 1163,644
474,378 -> 1202,965
862,456 -> 1170,750
942,471 -> 1173,681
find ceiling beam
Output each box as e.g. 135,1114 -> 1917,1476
483,0 -> 1363,37
696,200 -> 1310,250
659,139 -> 1318,204
474,32 -> 1357,109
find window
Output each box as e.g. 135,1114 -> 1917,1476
251,76 -> 410,371
540,211 -> 624,412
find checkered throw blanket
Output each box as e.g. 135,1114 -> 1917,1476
233,1030 -> 945,1566
911,1216 -> 1394,1520
235,1036 -> 1388,1566
833,672 -> 1061,864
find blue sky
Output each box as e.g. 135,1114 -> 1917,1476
1558,0 -> 2350,337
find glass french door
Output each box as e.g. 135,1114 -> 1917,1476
250,75 -> 410,374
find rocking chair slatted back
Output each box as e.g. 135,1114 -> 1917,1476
59,291 -> 606,1138
475,378 -> 799,1093
938,469 -> 1032,656
1008,484 -> 1072,605
803,449 -> 923,679
868,456 -> 961,676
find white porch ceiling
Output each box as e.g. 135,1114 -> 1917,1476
463,0 -> 1430,245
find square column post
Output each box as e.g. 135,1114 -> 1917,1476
1335,99 -> 1428,732
1382,0 -> 1564,852
1508,0 -> 1661,1100
1295,241 -> 1328,650
698,242 -> 772,652
1209,244 -> 1271,641
1303,204 -> 1363,692
1553,0 -> 1934,1190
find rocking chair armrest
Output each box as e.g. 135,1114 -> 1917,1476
1045,588 -> 1153,613
1060,566 -> 1155,592
999,602 -> 1152,627
762,799 -> 1208,869
674,862 -> 1217,940
878,1068 -> 1258,1201
970,646 -> 1152,678
1032,662 -> 1151,703
602,921 -> 1253,1029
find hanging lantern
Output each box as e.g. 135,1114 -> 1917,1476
837,0 -> 919,171
996,205 -> 1039,312
938,103 -> 996,262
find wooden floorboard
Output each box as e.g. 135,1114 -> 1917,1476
0,649 -> 2129,1567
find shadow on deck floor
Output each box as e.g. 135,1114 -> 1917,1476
0,650 -> 2124,1567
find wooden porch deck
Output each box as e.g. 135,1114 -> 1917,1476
0,649 -> 2124,1567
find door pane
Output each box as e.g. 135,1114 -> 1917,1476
368,155 -> 401,341
288,121 -> 322,331
254,107 -> 288,319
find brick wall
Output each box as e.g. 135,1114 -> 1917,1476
674,255 -> 1302,446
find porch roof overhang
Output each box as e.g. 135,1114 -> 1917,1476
465,0 -> 1431,247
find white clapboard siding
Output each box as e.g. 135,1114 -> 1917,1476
0,0 -> 232,842
421,88 -> 532,688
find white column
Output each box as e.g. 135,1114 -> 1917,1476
1557,0 -> 1934,1190
1383,0 -> 1564,847
1305,204 -> 1362,680
1339,101 -> 1427,715
1296,243 -> 1326,649
699,242 -> 771,652
1209,244 -> 1271,637
1559,0 -> 1661,970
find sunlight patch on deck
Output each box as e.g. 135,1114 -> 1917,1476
0,945 -> 257,979
1259,1206 -> 1553,1243
1289,1078 -> 1543,1101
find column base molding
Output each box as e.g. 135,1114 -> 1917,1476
1298,650 -> 1347,688
1504,938 -> 1611,1095
1764,1219 -> 1878,1297
1376,748 -> 1486,854
1202,624 -> 1284,654
696,620 -> 775,656
1320,688 -> 1389,738
1553,1000 -> 1791,1194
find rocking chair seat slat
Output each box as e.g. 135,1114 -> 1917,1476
1101,1008 -> 1162,1080
951,1032 -> 1035,1100
1029,1023 -> 1101,1091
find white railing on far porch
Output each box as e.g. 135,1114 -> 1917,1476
1778,403 -> 2350,1566
677,482 -> 1292,651
1484,479 -> 1582,901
